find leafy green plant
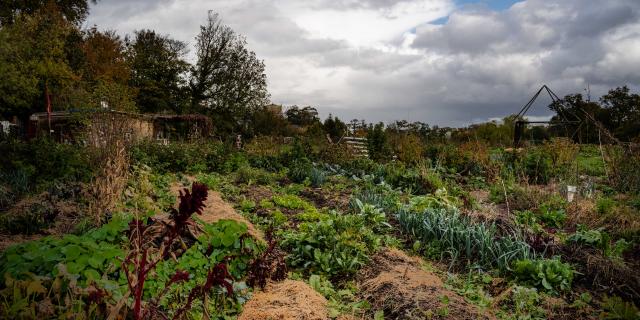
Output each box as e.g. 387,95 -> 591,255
351,199 -> 391,233
288,159 -> 313,183
308,274 -> 370,318
235,166 -> 275,185
445,271 -> 493,309
272,194 -> 311,210
567,226 -> 633,259
398,207 -> 533,271
0,215 -> 129,286
537,196 -> 567,228
408,188 -> 459,212
309,167 -> 327,187
514,210 -> 543,234
507,286 -> 547,319
568,226 -> 606,246
0,268 -> 112,319
282,211 -> 385,278
149,219 -> 259,317
512,258 -> 574,294
350,186 -> 400,213
597,197 -> 617,215
196,172 -> 223,190
122,183 -> 257,319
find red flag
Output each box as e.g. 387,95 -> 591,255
45,84 -> 51,115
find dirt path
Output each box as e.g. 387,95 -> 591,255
170,179 -> 264,242
358,248 -> 494,320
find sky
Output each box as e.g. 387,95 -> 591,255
86,0 -> 640,127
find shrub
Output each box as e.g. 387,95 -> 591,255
515,148 -> 553,184
512,258 -> 574,294
0,199 -> 57,234
0,139 -> 94,205
287,159 -> 313,183
489,180 -> 541,211
391,133 -> 424,164
235,166 -> 275,185
130,141 -> 235,173
609,148 -> 640,194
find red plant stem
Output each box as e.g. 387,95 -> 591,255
133,248 -> 148,320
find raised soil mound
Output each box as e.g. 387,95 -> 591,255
171,181 -> 264,241
238,280 -> 328,320
358,248 -> 494,320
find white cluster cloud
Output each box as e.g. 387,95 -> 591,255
86,0 -> 640,126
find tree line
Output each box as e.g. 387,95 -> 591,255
1,1 -> 637,143
0,1 -> 268,136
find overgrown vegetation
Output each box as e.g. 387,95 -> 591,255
0,2 -> 639,317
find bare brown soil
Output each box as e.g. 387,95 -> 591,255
241,185 -> 275,205
0,192 -> 83,250
467,190 -> 510,222
0,233 -> 43,251
298,187 -> 351,211
238,280 -> 328,320
358,248 -> 494,320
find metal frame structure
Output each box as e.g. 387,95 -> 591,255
513,85 -> 619,146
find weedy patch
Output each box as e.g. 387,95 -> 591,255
357,248 -> 493,320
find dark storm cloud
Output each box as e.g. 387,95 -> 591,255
87,0 -> 640,126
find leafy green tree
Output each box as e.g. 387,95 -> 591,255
323,114 -> 347,142
251,106 -> 290,136
367,122 -> 392,161
78,28 -> 134,111
548,94 -> 604,143
81,28 -> 129,85
0,0 -> 97,26
189,12 -> 269,135
600,86 -> 640,141
285,106 -> 319,126
0,7 -> 78,118
126,29 -> 189,113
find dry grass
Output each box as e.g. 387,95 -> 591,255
238,280 -> 328,320
357,248 -> 493,320
85,112 -> 131,225
562,244 -> 640,301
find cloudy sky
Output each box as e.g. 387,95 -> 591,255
86,0 -> 640,126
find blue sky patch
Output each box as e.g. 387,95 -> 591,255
431,1 -> 521,25
456,0 -> 522,11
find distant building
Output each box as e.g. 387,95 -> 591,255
264,103 -> 283,115
26,110 -> 212,144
